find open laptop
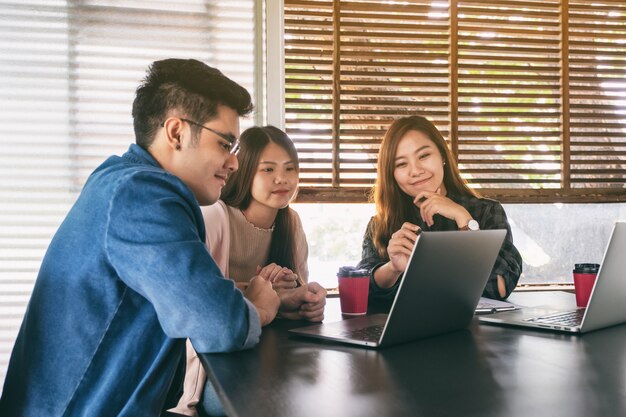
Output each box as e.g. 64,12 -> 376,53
480,222 -> 626,334
289,229 -> 506,348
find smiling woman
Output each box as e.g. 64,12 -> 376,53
356,115 -> 523,309
205,125 -> 308,288
170,126 -> 328,415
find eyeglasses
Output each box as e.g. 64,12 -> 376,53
181,118 -> 240,155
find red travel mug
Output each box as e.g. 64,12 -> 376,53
573,263 -> 600,308
337,267 -> 370,315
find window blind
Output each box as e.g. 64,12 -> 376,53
569,0 -> 626,192
284,0 -> 626,203
0,0 -> 256,387
457,0 -> 562,193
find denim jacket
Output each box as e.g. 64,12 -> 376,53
0,144 -> 261,416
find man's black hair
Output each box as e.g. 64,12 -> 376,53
132,58 -> 253,149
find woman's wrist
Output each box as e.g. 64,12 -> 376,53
374,262 -> 403,288
455,208 -> 473,229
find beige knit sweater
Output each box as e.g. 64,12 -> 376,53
170,200 -> 309,415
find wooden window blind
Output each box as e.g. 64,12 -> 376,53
0,0 -> 256,387
569,1 -> 626,194
284,0 -> 626,203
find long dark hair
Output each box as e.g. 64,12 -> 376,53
370,115 -> 478,258
220,125 -> 300,272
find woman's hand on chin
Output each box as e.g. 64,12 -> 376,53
414,189 -> 471,228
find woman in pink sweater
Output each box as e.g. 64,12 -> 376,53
172,126 -> 326,416
203,125 -> 310,292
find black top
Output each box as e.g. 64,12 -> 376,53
357,193 -> 522,309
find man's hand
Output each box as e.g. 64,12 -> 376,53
278,282 -> 327,322
244,276 -> 280,326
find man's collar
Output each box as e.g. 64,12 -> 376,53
123,143 -> 162,168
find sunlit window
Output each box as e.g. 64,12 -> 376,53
293,202 -> 626,290
0,0 -> 257,387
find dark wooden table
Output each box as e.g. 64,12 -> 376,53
200,291 -> 626,417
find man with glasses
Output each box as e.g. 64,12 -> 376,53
0,58 -> 280,416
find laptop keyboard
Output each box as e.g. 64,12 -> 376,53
342,324 -> 384,341
524,309 -> 585,327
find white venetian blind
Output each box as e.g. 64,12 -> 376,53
0,0 -> 256,387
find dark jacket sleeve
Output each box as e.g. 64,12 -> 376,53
477,200 -> 523,300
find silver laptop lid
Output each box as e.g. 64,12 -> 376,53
580,222 -> 626,332
380,229 -> 506,346
289,229 -> 507,347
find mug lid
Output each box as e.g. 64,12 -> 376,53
337,266 -> 369,277
573,263 -> 600,273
